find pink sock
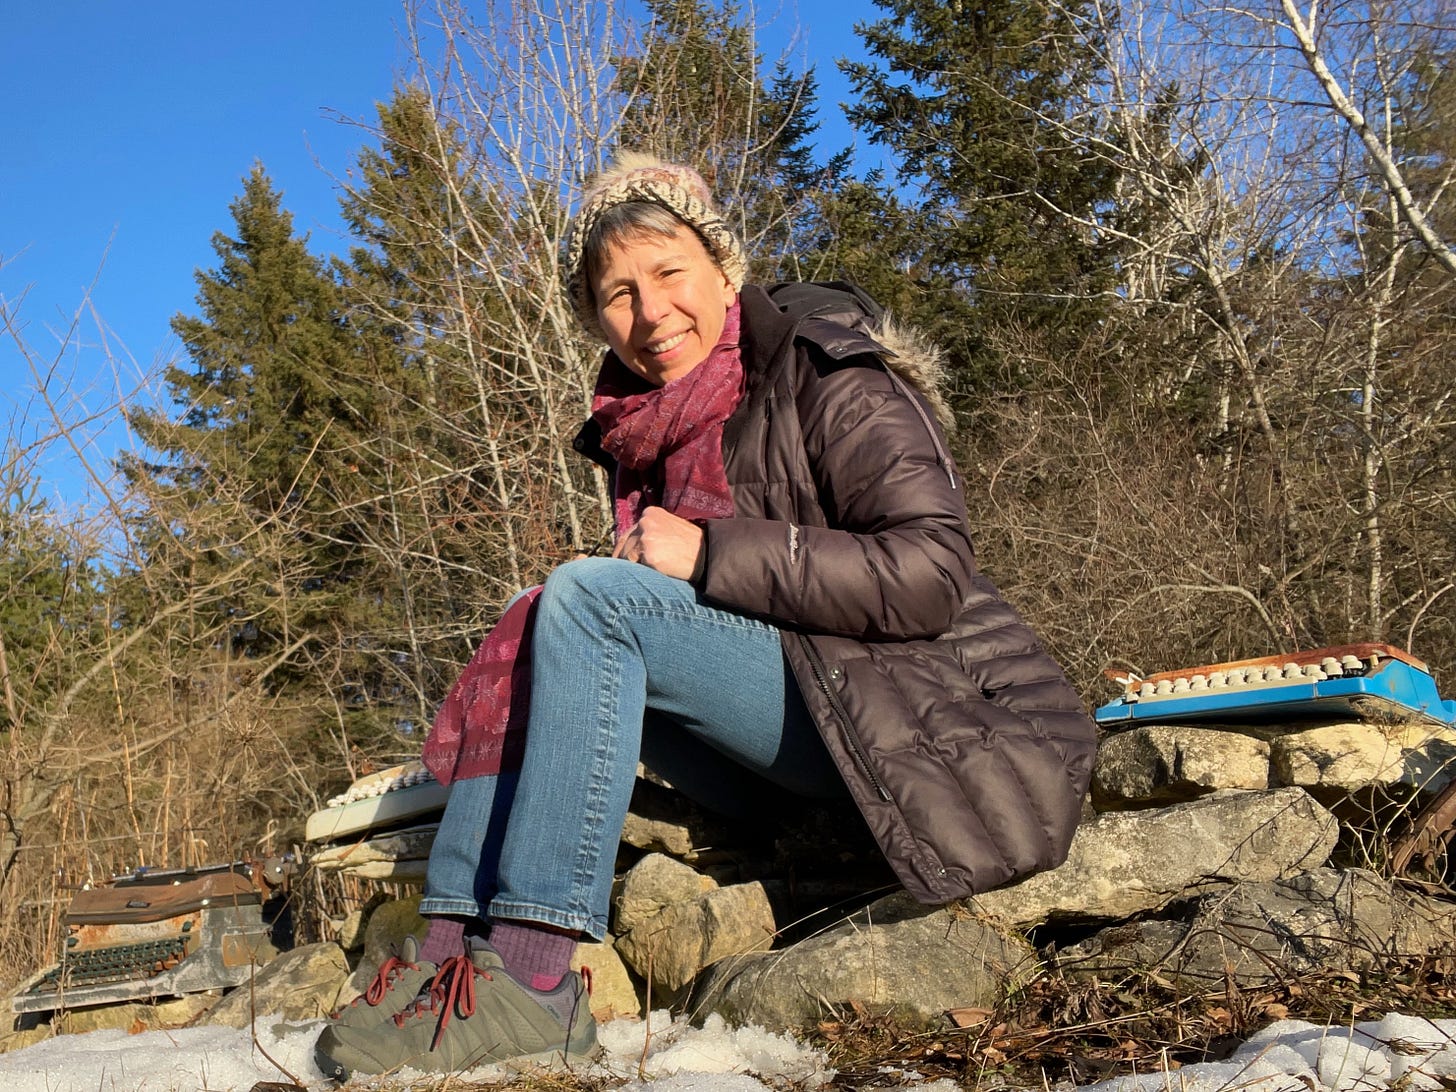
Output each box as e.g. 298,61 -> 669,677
417,916 -> 468,966
489,920 -> 577,992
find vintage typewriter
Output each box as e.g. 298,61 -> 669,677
1095,642 -> 1456,729
302,761 -> 450,885
304,760 -> 448,843
11,858 -> 290,1016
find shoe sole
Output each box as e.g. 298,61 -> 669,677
315,1039 -> 603,1080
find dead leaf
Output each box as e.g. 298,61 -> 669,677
946,1006 -> 994,1028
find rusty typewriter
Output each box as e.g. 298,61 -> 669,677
11,858 -> 290,1016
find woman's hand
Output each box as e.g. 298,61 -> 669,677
613,506 -> 705,581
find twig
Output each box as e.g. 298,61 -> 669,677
246,958 -> 306,1089
638,948 -> 653,1080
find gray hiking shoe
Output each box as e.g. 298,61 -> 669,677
323,935 -> 434,1033
314,944 -> 598,1078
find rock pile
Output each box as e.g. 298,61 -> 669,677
6,713 -> 1455,1051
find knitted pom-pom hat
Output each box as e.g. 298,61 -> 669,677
565,152 -> 747,336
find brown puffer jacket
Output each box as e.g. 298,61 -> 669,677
579,284 -> 1097,903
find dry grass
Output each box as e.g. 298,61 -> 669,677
811,952 -> 1456,1091
5,945 -> 1455,1091
293,952 -> 1456,1092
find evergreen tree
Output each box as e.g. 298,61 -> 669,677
794,172 -> 930,315
841,0 -> 1124,381
0,475 -> 104,736
126,166 -> 401,743
0,460 -> 116,914
338,88 -> 482,370
334,86 -> 524,722
612,0 -> 829,277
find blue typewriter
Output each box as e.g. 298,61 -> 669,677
1095,642 -> 1456,728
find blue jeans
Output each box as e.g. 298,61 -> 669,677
420,557 -> 845,939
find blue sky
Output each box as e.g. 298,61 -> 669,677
0,1 -> 878,510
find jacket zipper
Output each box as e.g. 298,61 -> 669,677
798,633 -> 892,802
884,369 -> 957,490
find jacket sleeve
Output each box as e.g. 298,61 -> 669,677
700,357 -> 977,640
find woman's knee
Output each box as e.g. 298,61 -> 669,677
538,556 -> 630,622
535,557 -> 667,646
539,555 -> 689,618
542,555 -> 627,594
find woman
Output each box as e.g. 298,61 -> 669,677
316,154 -> 1097,1078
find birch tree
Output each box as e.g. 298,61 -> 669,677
904,0 -> 1455,695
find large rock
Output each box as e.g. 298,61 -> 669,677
202,942 -> 350,1027
1058,868 -> 1456,986
1270,722 -> 1456,798
332,891 -> 392,952
147,993 -> 220,1028
621,812 -> 700,860
0,1025 -> 49,1055
621,776 -> 726,861
572,937 -> 641,1021
1093,725 -> 1270,809
970,787 -> 1339,924
692,893 -> 1035,1032
54,1002 -> 150,1036
345,893 -> 427,998
617,881 -> 776,997
615,853 -> 717,935
14,991 -> 226,1045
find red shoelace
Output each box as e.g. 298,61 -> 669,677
394,953 -> 494,1051
328,951 -> 420,1018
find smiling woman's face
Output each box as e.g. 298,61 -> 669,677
590,222 -> 736,386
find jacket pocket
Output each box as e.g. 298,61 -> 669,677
797,634 -> 891,802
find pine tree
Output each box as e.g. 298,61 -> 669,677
612,0 -> 829,277
842,0 -> 1123,379
793,172 -> 930,312
126,166 -> 400,742
338,88 -> 485,371
0,475 -> 104,736
334,86 -> 528,725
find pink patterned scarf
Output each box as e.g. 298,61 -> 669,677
421,300 -> 743,786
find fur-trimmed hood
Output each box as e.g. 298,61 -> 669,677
759,281 -> 954,435
857,314 -> 954,436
